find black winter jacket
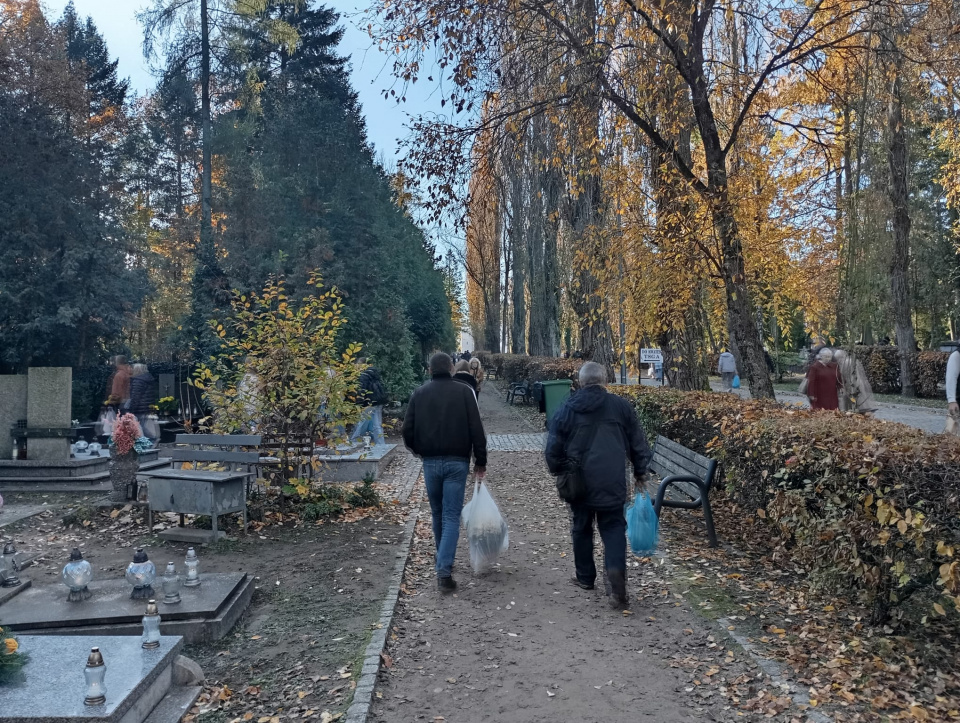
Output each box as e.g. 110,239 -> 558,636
545,385 -> 651,510
128,373 -> 156,415
452,371 -> 478,393
402,373 -> 487,466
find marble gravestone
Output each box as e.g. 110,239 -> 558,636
0,375 -> 27,459
0,635 -> 199,723
26,367 -> 72,461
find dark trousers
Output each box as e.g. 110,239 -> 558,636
570,504 -> 627,588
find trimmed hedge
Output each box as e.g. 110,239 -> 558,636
611,385 -> 960,624
474,352 -> 584,385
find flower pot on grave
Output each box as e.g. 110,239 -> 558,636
110,451 -> 139,504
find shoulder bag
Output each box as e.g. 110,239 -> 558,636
556,422 -> 601,503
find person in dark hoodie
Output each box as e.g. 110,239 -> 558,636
403,353 -> 487,593
452,360 -> 479,394
545,361 -> 652,609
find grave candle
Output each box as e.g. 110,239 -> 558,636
183,547 -> 200,587
62,547 -> 93,601
141,599 -> 161,649
161,562 -> 181,604
1,540 -> 21,587
83,647 -> 106,705
125,548 -> 156,599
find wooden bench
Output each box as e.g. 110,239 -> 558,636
506,381 -> 532,405
140,434 -> 261,540
649,435 -> 718,547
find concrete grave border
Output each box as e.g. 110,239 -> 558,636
343,453 -> 422,723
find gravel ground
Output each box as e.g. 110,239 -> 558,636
369,386 -> 780,723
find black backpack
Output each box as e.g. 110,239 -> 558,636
360,368 -> 389,406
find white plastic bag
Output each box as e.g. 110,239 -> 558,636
97,409 -> 116,437
463,480 -> 509,574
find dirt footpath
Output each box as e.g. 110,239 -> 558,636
370,387 -> 765,723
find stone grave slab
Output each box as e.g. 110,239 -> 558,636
0,572 -> 253,643
0,577 -> 31,606
0,374 -> 27,459
0,503 -> 48,527
313,443 -> 398,482
0,635 -> 183,723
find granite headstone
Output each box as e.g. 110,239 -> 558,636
26,367 -> 72,461
0,375 -> 27,459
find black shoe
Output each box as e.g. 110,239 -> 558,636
569,576 -> 595,590
438,576 -> 457,594
607,570 -> 627,608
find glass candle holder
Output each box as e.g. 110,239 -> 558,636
62,547 -> 93,602
141,599 -> 161,649
183,547 -> 200,587
1,540 -> 21,588
161,562 -> 181,605
125,548 -> 156,600
83,647 -> 106,706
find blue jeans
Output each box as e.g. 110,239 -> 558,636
349,405 -> 385,445
423,457 -> 470,577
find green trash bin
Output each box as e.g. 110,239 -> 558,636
541,379 -> 574,428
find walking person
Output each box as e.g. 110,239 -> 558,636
350,360 -> 388,446
946,347 -> 960,433
403,353 -> 488,593
452,360 -> 479,394
468,356 -> 484,395
545,361 -> 652,609
803,347 -> 841,410
833,349 -> 878,414
128,364 -> 157,441
717,349 -> 737,391
107,355 -> 132,410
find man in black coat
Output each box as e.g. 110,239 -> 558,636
403,353 -> 487,593
545,361 -> 651,608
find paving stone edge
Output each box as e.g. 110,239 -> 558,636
343,457 -> 422,723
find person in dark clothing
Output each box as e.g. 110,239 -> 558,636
350,361 -> 388,445
128,364 -> 156,415
545,361 -> 652,609
452,360 -> 479,393
403,353 -> 488,593
128,364 -> 157,440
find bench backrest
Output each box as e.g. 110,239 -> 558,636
172,434 -> 262,471
649,435 -> 717,499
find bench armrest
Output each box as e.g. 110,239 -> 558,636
654,473 -> 707,512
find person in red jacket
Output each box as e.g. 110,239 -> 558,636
804,347 -> 841,410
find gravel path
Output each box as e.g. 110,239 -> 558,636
369,386 -> 761,722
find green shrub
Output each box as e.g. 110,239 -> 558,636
347,475 -> 381,508
610,385 -> 960,624
474,353 -> 585,384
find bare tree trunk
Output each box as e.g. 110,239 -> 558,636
200,0 -> 212,252
509,162 -> 527,353
887,69 -> 916,396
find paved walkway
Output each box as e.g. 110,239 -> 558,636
630,377 -> 950,434
369,386 -> 761,722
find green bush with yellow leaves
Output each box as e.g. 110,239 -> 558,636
611,386 -> 960,625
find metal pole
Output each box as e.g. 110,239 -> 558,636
618,257 -> 627,384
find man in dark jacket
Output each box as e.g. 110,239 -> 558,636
403,353 -> 487,593
545,361 -> 651,608
350,361 -> 388,446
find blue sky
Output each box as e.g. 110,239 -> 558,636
41,0 -> 443,163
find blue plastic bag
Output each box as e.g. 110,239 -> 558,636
627,492 -> 659,554
731,374 -> 741,389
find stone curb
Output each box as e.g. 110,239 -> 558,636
343,457 -> 422,723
